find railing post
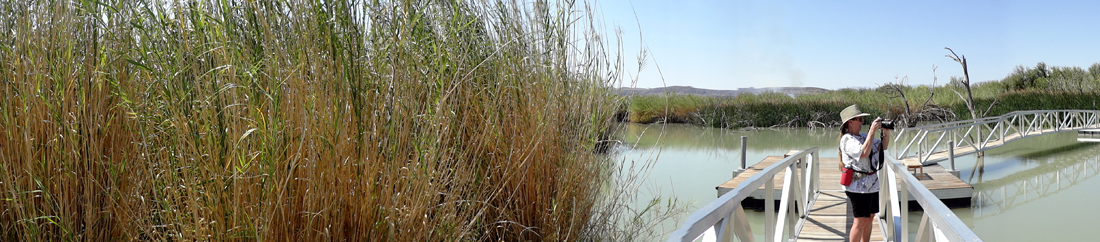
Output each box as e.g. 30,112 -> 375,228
765,174 -> 775,242
900,173 -> 909,242
803,152 -> 815,218
813,150 -> 820,195
880,165 -> 893,240
787,167 -> 798,241
793,159 -> 805,219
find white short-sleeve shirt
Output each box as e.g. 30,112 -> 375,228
840,133 -> 881,193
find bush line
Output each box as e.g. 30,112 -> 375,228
626,90 -> 1100,129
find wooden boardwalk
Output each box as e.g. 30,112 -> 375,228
799,191 -> 883,241
716,156 -> 973,241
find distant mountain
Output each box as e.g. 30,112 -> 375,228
617,86 -> 830,97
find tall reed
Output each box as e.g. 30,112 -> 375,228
0,0 -> 656,240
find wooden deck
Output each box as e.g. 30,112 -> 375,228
1080,129 -> 1100,142
717,157 -> 973,202
716,156 -> 973,241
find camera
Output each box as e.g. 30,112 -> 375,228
880,118 -> 895,130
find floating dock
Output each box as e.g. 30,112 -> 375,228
717,156 -> 973,209
1079,129 -> 1100,142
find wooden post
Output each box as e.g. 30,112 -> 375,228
734,136 -> 747,178
948,140 -> 955,171
741,136 -> 748,169
949,140 -> 960,177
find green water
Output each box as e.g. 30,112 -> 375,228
615,123 -> 1100,241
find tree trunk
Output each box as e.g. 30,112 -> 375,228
946,47 -> 983,157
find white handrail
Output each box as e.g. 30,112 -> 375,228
666,148 -> 820,242
879,156 -> 983,242
893,110 -> 1100,165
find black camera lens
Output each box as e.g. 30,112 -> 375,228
881,120 -> 894,130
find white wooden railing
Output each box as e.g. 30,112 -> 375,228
666,148 -> 820,242
668,148 -> 983,241
893,110 -> 1100,165
878,156 -> 982,242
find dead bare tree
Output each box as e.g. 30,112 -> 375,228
919,65 -> 961,123
883,75 -> 914,126
882,66 -> 947,127
945,47 -> 997,157
944,47 -> 979,120
923,66 -> 940,112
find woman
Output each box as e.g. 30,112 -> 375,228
838,105 -> 888,242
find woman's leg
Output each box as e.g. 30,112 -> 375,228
860,216 -> 873,241
863,192 -> 879,241
847,191 -> 877,242
850,217 -> 873,242
849,217 -> 864,242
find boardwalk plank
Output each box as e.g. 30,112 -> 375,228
798,191 -> 884,241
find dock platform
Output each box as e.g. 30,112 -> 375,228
717,156 -> 973,208
716,156 -> 972,241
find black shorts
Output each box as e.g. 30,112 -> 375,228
845,191 -> 880,218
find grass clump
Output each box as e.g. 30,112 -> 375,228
626,94 -> 710,123
0,0 -> 665,241
697,98 -> 865,129
624,92 -> 883,129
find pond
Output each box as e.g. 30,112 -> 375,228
614,123 -> 1100,241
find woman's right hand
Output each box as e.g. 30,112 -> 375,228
869,117 -> 883,132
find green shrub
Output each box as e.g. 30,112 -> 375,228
962,91 -> 1100,119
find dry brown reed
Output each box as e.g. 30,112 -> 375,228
0,0 -> 666,240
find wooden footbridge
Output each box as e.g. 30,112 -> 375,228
895,110 -> 1100,165
667,110 -> 1100,242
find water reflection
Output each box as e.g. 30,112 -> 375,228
968,157 -> 985,184
946,132 -> 1100,241
971,151 -> 1100,218
619,123 -> 840,153
967,141 -> 1100,218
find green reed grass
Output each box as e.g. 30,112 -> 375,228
0,0 -> 669,241
626,94 -> 709,123
625,80 -> 1099,129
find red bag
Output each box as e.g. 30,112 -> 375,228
840,168 -> 854,186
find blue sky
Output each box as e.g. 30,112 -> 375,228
596,0 -> 1100,90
